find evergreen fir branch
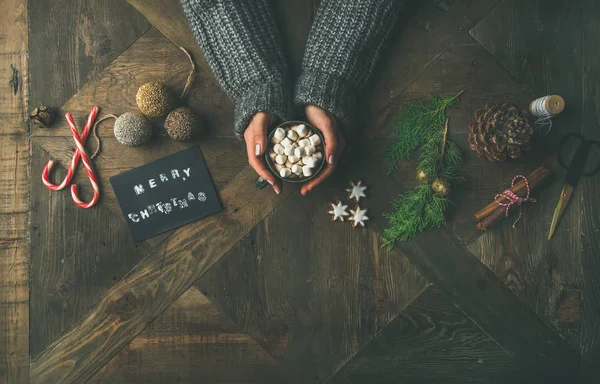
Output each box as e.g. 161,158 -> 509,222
382,93 -> 466,250
417,131 -> 464,184
384,90 -> 463,174
382,185 -> 449,249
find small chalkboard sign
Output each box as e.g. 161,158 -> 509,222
110,146 -> 222,242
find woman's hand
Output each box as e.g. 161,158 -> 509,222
244,112 -> 281,195
301,105 -> 345,195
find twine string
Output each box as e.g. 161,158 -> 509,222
494,175 -> 536,228
179,47 -> 196,98
90,114 -> 117,159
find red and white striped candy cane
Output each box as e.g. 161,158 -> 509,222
41,106 -> 101,208
42,107 -> 98,190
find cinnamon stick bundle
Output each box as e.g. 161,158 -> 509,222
475,166 -> 552,231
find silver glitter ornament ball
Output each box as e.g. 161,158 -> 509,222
113,112 -> 153,147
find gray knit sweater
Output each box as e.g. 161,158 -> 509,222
181,0 -> 403,139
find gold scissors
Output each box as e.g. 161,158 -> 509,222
548,133 -> 600,239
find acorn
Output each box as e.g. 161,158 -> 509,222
164,107 -> 201,142
416,167 -> 433,184
432,178 -> 451,197
29,104 -> 55,128
113,112 -> 153,147
136,82 -> 177,118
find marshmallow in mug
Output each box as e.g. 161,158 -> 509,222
273,143 -> 285,155
295,124 -> 310,138
298,138 -> 311,148
275,154 -> 287,165
268,124 -> 324,180
284,146 -> 294,156
309,134 -> 322,146
279,168 -> 292,178
273,127 -> 286,141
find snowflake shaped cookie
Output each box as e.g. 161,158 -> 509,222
347,181 -> 367,203
349,205 -> 369,228
328,200 -> 349,222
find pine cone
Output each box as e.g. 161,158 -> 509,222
468,104 -> 533,162
29,104 -> 55,128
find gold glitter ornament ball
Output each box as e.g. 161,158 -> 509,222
165,107 -> 201,142
416,168 -> 433,184
113,112 -> 153,147
432,178 -> 451,197
136,82 -> 177,118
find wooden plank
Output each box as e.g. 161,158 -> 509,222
469,0 -> 585,350
89,287 -> 291,384
390,230 -> 580,381
328,286 -> 522,384
28,0 -> 150,109
365,0 -> 501,137
581,0 -> 600,380
0,0 -> 27,53
127,0 -> 214,83
196,193 -> 428,383
30,166 -> 293,384
0,26 -> 29,384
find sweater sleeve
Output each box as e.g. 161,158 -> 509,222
295,0 -> 404,129
180,0 -> 292,139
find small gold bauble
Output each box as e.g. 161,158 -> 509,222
416,168 -> 433,184
136,82 -> 177,118
432,178 -> 451,197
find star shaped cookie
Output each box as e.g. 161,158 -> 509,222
328,200 -> 349,222
347,181 -> 367,203
349,205 -> 369,228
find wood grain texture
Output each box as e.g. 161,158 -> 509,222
364,0 -> 501,137
581,0 -> 600,381
0,49 -> 29,383
197,191 -> 428,383
127,0 -> 214,83
0,0 -> 27,54
328,286 -> 522,384
89,287 -> 291,384
28,0 -> 150,108
469,0 -> 586,350
30,167 -> 293,384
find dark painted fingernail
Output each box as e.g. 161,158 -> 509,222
267,179 -> 274,186
273,186 -> 280,195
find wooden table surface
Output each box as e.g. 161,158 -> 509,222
1,0 -> 599,383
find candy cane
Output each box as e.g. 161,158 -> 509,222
42,107 -> 98,190
65,112 -> 100,208
41,107 -> 101,208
